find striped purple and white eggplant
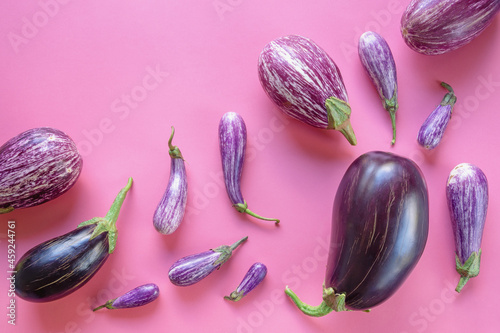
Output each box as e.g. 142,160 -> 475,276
15,178 -> 132,302
153,127 -> 187,235
224,262 -> 267,301
93,283 -> 160,311
219,112 -> 279,223
417,82 -> 457,150
358,31 -> 398,145
401,0 -> 500,55
446,163 -> 488,293
258,35 -> 357,145
0,127 -> 82,214
168,236 -> 248,287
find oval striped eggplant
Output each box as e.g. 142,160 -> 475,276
219,112 -> 279,223
224,262 -> 267,301
258,35 -> 357,145
286,151 -> 429,316
93,283 -> 160,311
15,178 -> 132,302
0,127 -> 82,214
401,0 -> 500,55
169,236 -> 248,287
417,82 -> 457,149
153,127 -> 187,235
358,31 -> 398,145
446,163 -> 488,293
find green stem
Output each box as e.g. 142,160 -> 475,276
285,286 -> 334,317
456,276 -> 470,293
212,236 -> 248,266
229,236 -> 248,251
93,299 -> 116,311
325,96 -> 357,146
168,126 -> 184,160
383,86 -> 398,145
455,249 -> 481,293
440,82 -> 457,108
0,206 -> 14,214
389,107 -> 397,145
234,202 -> 280,224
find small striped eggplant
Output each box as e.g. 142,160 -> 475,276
169,236 -> 248,287
219,112 -> 279,223
224,262 -> 267,301
358,31 -> 398,145
93,283 -> 160,311
258,35 -> 357,145
401,0 -> 500,55
446,163 -> 488,293
286,151 -> 429,316
417,82 -> 457,150
153,127 -> 187,235
0,127 -> 82,214
15,178 -> 132,302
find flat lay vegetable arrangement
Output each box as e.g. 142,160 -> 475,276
2,0 -> 498,331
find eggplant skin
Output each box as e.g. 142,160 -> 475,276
15,225 -> 109,302
0,127 -> 83,213
326,151 -> 429,310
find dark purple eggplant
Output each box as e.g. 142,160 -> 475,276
286,151 -> 429,316
258,35 -> 357,145
417,82 -> 456,150
224,262 -> 267,301
446,163 -> 488,292
93,283 -> 160,311
401,0 -> 500,55
219,112 -> 279,223
0,127 -> 82,214
168,236 -> 248,287
15,178 -> 133,302
153,127 -> 188,234
358,31 -> 398,145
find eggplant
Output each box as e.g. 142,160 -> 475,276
358,31 -> 398,145
15,178 -> 133,302
0,127 -> 82,214
446,163 -> 488,292
224,262 -> 267,301
153,127 -> 188,234
258,35 -> 357,145
169,236 -> 248,287
219,112 -> 279,223
401,0 -> 500,55
417,82 -> 457,149
286,151 -> 429,316
93,283 -> 160,311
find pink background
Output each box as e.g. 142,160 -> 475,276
1,1 -> 499,332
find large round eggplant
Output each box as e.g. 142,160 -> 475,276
286,151 -> 429,316
15,178 -> 132,302
0,127 -> 82,214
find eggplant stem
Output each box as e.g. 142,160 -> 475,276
325,96 -> 357,146
455,276 -> 470,293
168,126 -> 184,160
455,250 -> 481,293
229,236 -> 248,251
389,108 -> 397,145
0,206 -> 14,214
285,286 -> 334,317
93,299 -> 115,311
439,82 -> 457,108
234,202 -> 280,224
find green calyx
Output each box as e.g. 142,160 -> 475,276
383,85 -> 398,145
168,126 -> 184,160
0,206 -> 14,214
78,177 -> 133,254
284,284 -> 352,317
93,299 -> 117,311
440,82 -> 457,108
212,236 -> 248,267
233,201 -> 280,224
224,291 -> 244,302
455,249 -> 481,293
325,96 -> 357,146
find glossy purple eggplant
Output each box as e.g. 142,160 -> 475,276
417,82 -> 457,149
358,31 -> 398,145
153,127 -> 188,234
258,35 -> 357,145
219,112 -> 279,223
224,262 -> 267,301
401,0 -> 500,55
0,127 -> 82,214
446,163 -> 488,292
93,283 -> 160,311
286,151 -> 429,316
15,178 -> 132,302
168,236 -> 248,287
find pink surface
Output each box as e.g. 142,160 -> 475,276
1,1 -> 499,332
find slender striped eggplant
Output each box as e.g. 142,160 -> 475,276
14,178 -> 133,302
0,127 -> 82,214
219,112 -> 279,223
153,127 -> 187,235
401,0 -> 500,55
93,283 -> 160,311
358,31 -> 398,145
446,163 -> 488,293
417,82 -> 457,150
258,35 -> 357,145
224,262 -> 267,301
286,151 -> 429,316
169,236 -> 248,287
